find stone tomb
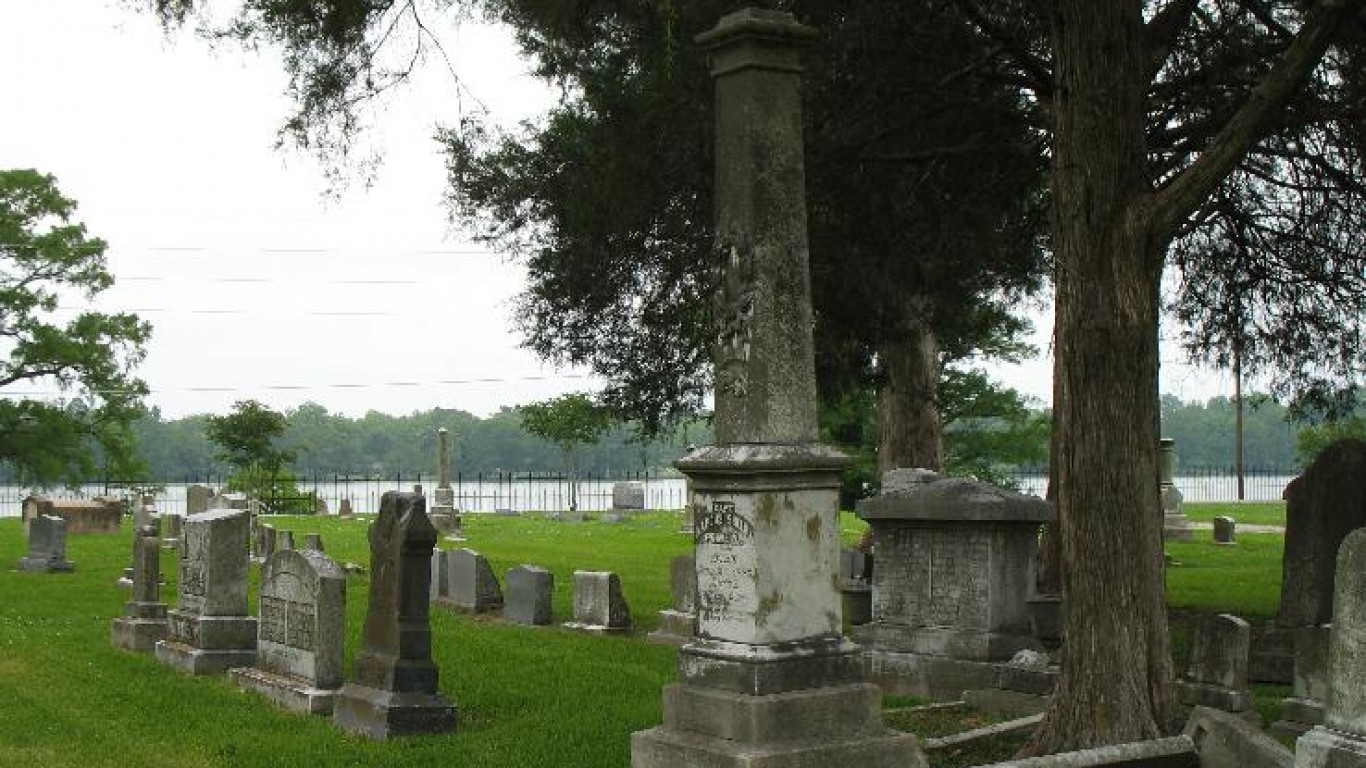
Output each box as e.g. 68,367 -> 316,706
22,495 -> 122,534
437,548 -> 503,613
856,469 -> 1052,662
649,555 -> 696,645
155,509 -> 257,675
612,481 -> 646,510
564,571 -> 631,633
504,565 -> 553,626
111,524 -> 170,651
231,549 -> 346,715
18,514 -> 75,572
333,491 -> 456,738
1295,528 -> 1366,768
1176,614 -> 1256,722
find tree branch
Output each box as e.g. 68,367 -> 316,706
1149,0 -> 1355,241
1144,0 -> 1201,83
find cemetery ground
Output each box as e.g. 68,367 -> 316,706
1,504 -> 1288,768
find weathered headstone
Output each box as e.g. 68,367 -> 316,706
649,555 -> 696,645
155,509 -> 257,674
303,533 -> 324,552
332,491 -> 457,738
1176,614 -> 1256,721
338,498 -> 355,518
186,485 -> 213,516
611,482 -> 646,511
632,11 -> 921,767
504,565 -> 553,626
1213,516 -> 1236,546
1295,528 -> 1366,768
1160,438 -> 1195,539
314,497 -> 329,516
18,515 -> 75,572
111,524 -> 169,651
429,548 -> 448,601
1271,624 -> 1330,738
261,523 -> 278,562
231,549 -> 346,714
278,530 -> 295,551
564,571 -> 631,633
119,514 -> 160,586
1279,439 -> 1366,630
439,548 -> 503,613
161,513 -> 184,550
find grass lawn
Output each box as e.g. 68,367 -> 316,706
1182,501 -> 1286,527
0,507 -> 1288,768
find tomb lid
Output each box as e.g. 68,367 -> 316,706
856,469 -> 1053,523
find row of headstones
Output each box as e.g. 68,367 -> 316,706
427,548 -> 632,632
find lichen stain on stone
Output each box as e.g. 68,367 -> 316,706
806,514 -> 821,542
756,591 -> 783,624
755,494 -> 777,525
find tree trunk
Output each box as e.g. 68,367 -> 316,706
876,311 -> 944,476
1021,0 -> 1176,754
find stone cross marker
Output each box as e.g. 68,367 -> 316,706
155,508 -> 257,675
111,524 -> 170,651
231,548 -> 347,715
504,565 -> 554,626
1295,527 -> 1366,768
18,514 -> 75,572
631,11 -> 920,766
563,570 -> 632,633
332,491 -> 457,738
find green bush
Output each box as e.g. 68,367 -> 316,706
224,465 -> 317,515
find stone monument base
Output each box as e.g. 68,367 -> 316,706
1175,679 -> 1254,714
854,623 -> 1041,666
230,666 -> 340,715
631,682 -> 924,768
155,639 -> 257,675
332,684 -> 457,739
18,557 -> 74,572
865,649 -> 1057,701
111,617 -> 169,652
1296,726 -> 1366,768
1270,697 -> 1326,739
647,610 -> 695,646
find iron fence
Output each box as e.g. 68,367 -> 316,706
1005,466 -> 1300,503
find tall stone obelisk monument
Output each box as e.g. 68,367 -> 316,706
631,9 -> 922,767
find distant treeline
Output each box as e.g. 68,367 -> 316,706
129,402 -> 711,479
1159,394 -> 1299,469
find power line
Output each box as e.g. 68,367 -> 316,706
0,373 -> 594,398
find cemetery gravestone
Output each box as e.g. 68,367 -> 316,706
1176,614 -> 1256,722
22,496 -> 122,534
1213,516 -> 1236,546
631,11 -> 922,767
504,565 -> 553,626
429,548 -> 448,601
338,498 -> 354,518
111,524 -> 170,651
303,533 -> 324,552
161,513 -> 184,549
441,548 -> 503,613
154,509 -> 257,675
333,491 -> 457,739
649,555 -> 696,645
1279,439 -> 1366,630
278,530 -> 295,551
430,428 -> 462,538
186,485 -> 213,516
18,515 -> 75,572
840,547 -> 873,626
1294,528 -> 1366,768
1271,625 -> 1330,738
564,571 -> 631,633
231,549 -> 346,714
611,481 -> 646,511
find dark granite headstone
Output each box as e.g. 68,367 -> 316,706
332,491 -> 456,738
1279,439 -> 1366,629
18,514 -> 75,572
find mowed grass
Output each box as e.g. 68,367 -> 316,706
1181,501 -> 1286,527
0,504 -> 1287,768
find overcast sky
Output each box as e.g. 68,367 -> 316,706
1,1 -> 1236,420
